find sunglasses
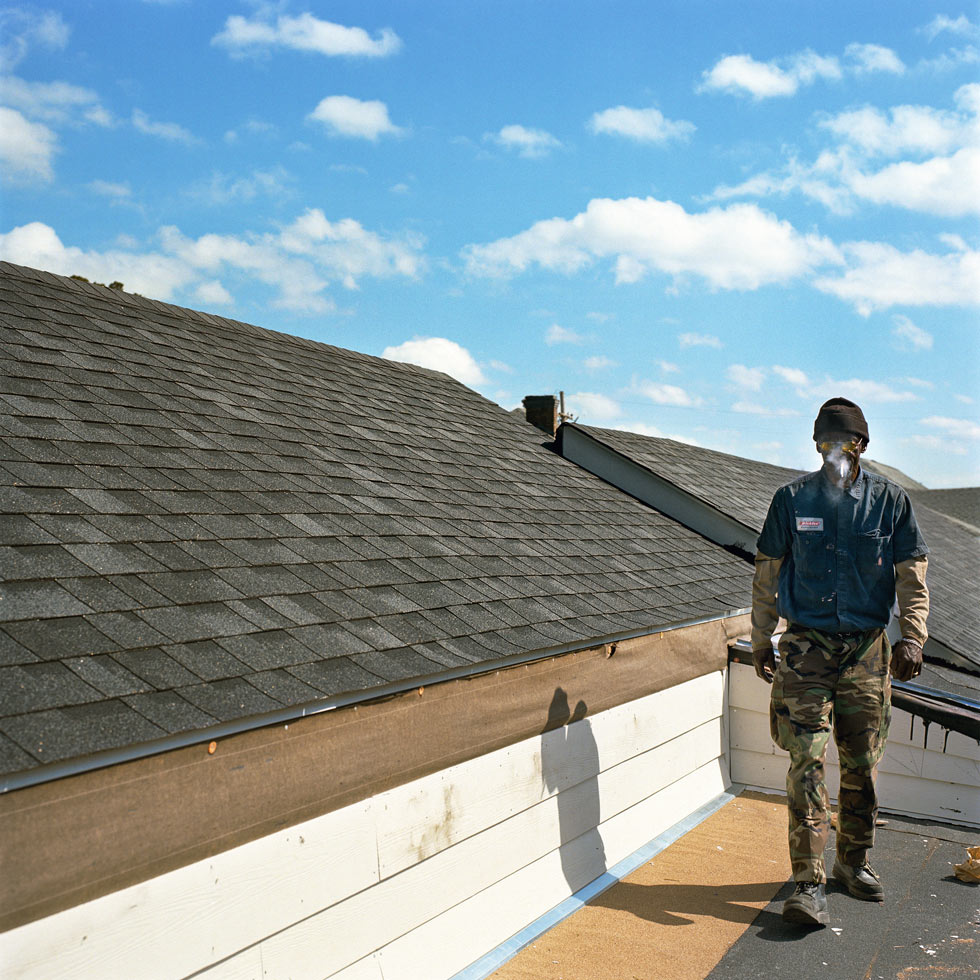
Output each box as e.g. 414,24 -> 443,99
817,439 -> 863,454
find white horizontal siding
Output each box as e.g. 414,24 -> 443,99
728,662 -> 980,828
2,671 -> 730,980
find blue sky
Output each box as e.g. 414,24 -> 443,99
1,1 -> 978,487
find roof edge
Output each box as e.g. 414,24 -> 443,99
558,423 -> 760,556
0,607 -> 750,794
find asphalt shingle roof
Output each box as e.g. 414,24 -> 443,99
0,263 -> 752,779
912,487 -> 979,531
573,424 -> 979,672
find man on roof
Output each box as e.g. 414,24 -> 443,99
751,397 -> 929,927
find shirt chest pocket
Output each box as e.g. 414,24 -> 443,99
857,531 -> 892,568
792,531 -> 831,576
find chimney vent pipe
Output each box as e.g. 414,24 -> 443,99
522,395 -> 559,437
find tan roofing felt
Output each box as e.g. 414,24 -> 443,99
490,790 -> 790,980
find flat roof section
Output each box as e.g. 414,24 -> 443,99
486,790 -> 980,980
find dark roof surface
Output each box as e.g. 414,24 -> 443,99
0,263 -> 752,779
570,424 -> 800,532
912,486 -> 979,530
572,424 -> 979,671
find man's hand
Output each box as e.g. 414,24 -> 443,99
752,646 -> 775,684
891,638 -> 923,682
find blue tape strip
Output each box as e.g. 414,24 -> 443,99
449,784 -> 745,980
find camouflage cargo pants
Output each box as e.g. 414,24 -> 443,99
770,626 -> 891,883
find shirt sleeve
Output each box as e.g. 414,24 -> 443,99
757,488 -> 792,559
892,490 -> 929,563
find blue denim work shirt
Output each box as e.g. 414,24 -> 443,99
757,467 -> 929,633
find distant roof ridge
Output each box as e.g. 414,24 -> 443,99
573,422 -> 802,478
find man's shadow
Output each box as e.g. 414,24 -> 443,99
541,688 -> 607,893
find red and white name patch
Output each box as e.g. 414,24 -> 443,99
796,517 -> 824,531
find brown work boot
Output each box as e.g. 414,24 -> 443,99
833,857 -> 884,902
782,881 -> 828,925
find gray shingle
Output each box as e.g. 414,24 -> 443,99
0,580 -> 92,621
112,649 -> 199,689
137,603 -> 255,644
0,544 -> 90,582
215,630 -> 313,671
64,654 -> 149,697
0,662 -> 101,714
1,701 -> 166,765
123,691 -> 217,734
287,658 -> 385,696
178,678 -> 279,722
3,616 -> 117,659
164,640 -> 248,682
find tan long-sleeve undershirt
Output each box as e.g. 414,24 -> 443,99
895,555 -> 929,646
751,552 -> 782,652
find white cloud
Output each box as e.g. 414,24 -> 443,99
583,355 -> 616,369
309,96 -> 404,140
679,332 -> 723,349
891,315 -> 934,351
381,337 -> 486,386
194,280 -> 233,305
636,380 -> 703,407
821,86 -> 978,158
849,147 -> 980,217
771,363 -> 920,404
568,392 -> 621,420
700,54 -> 799,98
955,393 -> 975,405
189,168 -> 293,205
463,196 -> 840,291
224,118 -> 277,143
588,106 -> 695,144
545,323 -> 583,345
844,43 -> 905,75
922,14 -> 979,41
0,106 -> 56,182
0,76 -> 112,126
0,221 -> 194,298
772,365 -> 809,388
0,211 -> 424,312
814,242 -> 980,315
699,49 -> 841,99
87,179 -> 132,200
0,8 -> 68,71
727,364 -> 765,390
489,124 -> 560,158
212,13 -> 401,58
903,434 -> 967,454
132,108 -> 197,144
708,85 -> 980,218
921,415 -> 980,440
656,359 -> 680,374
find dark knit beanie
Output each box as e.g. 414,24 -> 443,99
813,397 -> 869,444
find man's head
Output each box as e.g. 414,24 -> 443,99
813,397 -> 868,486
